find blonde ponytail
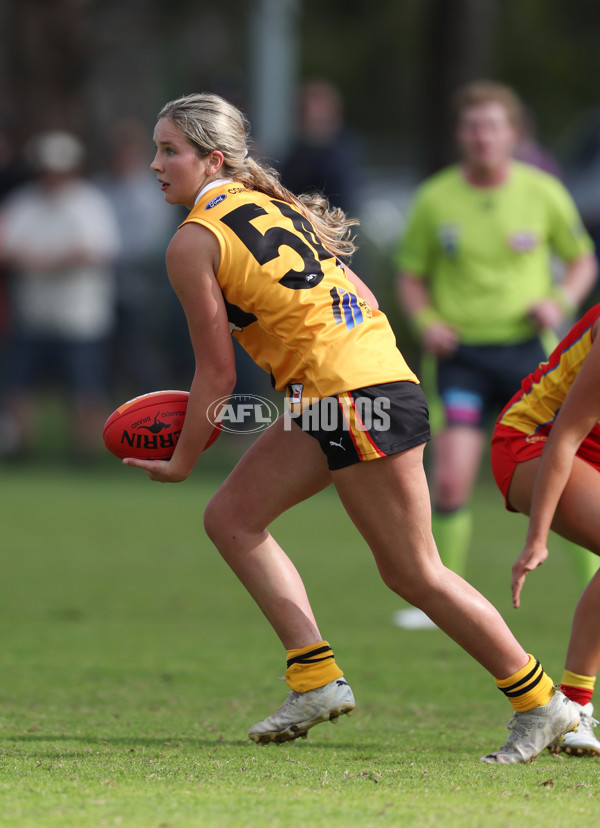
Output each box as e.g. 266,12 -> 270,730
235,157 -> 358,258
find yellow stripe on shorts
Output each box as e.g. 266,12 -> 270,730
337,393 -> 387,461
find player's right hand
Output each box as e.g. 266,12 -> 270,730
122,457 -> 190,483
511,541 -> 549,608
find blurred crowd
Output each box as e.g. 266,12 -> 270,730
0,120 -> 182,463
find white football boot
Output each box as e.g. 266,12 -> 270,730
248,678 -> 355,744
480,689 -> 580,764
549,701 -> 600,756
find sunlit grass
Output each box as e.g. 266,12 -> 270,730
0,460 -> 597,827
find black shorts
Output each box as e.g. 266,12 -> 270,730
436,338 -> 546,429
289,380 -> 431,470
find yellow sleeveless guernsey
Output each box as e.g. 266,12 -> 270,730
181,182 -> 416,402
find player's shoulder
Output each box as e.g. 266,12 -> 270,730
168,220 -> 219,258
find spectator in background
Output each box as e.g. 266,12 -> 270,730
279,80 -> 361,217
393,81 -> 597,629
0,130 -> 119,462
98,118 -> 179,398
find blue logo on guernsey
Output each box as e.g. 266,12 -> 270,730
205,194 -> 227,210
330,287 -> 365,331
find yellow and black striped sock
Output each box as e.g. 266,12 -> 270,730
494,654 -> 554,712
285,640 -> 344,693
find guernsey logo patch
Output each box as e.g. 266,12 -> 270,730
205,194 -> 227,210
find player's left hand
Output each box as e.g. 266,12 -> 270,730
511,541 -> 549,609
122,457 -> 190,483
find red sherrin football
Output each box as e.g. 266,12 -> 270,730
102,390 -> 220,460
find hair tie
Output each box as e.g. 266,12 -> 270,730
243,148 -> 249,159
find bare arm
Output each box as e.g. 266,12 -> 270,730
124,223 -> 236,482
396,271 -> 459,357
512,320 -> 600,606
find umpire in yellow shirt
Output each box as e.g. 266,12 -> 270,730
394,81 -> 597,629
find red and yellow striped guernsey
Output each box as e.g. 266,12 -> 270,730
498,304 -> 600,459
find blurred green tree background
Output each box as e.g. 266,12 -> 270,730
2,0 -> 599,170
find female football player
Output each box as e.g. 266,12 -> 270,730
124,92 -> 579,762
491,303 -> 600,756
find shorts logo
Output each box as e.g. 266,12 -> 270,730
287,383 -> 304,406
205,194 -> 227,210
525,433 -> 547,443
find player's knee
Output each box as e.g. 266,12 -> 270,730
203,493 -> 229,544
379,563 -> 436,604
204,490 -> 264,547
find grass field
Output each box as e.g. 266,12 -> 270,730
1,446 -> 599,827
